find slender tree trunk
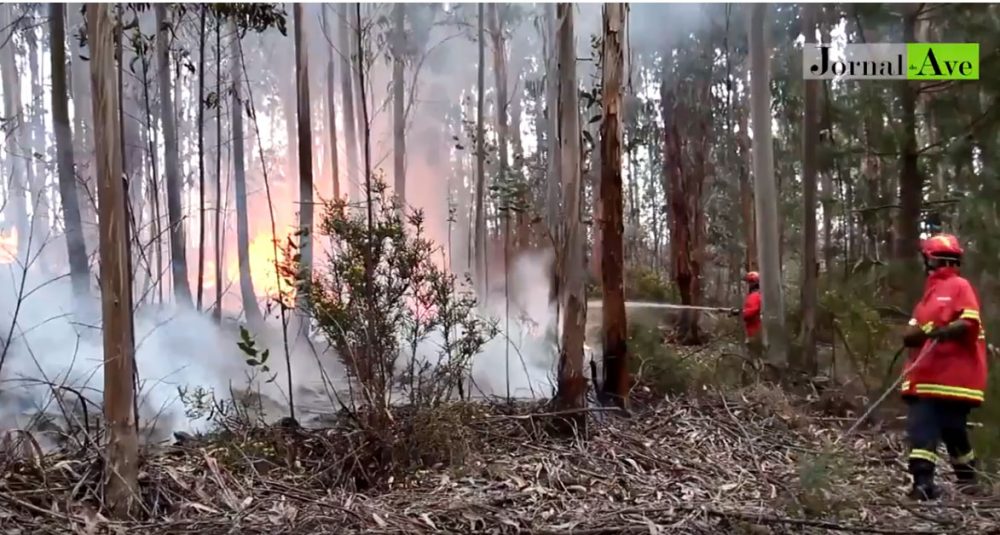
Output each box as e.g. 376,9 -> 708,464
474,4 -> 488,301
748,3 -> 787,368
555,3 -> 587,417
140,46 -> 164,304
339,5 -> 360,203
392,3 -> 406,210
820,81 -> 835,273
599,3 -> 628,408
27,23 -> 50,247
323,6 -> 341,200
588,108 -> 602,282
214,12 -> 223,322
231,25 -> 263,327
294,3 -> 314,309
800,4 -> 818,373
197,6 -> 207,310
543,4 -> 561,239
0,5 -> 28,261
156,5 -> 192,306
87,2 -> 138,516
69,4 -> 98,260
51,3 -> 91,298
489,4 -> 510,193
895,5 -> 922,302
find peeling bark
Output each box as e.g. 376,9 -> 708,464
555,3 -> 587,418
88,2 -> 138,516
599,3 -> 629,407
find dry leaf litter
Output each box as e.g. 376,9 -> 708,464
1,385 -> 998,534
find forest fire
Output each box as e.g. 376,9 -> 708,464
226,231 -> 295,305
0,227 -> 17,265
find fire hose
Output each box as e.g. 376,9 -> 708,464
838,340 -> 938,444
586,300 -> 737,313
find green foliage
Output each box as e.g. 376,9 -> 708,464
627,319 -> 754,396
298,178 -> 497,420
624,266 -> 676,302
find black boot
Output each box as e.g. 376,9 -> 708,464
908,459 -> 941,501
954,459 -> 986,496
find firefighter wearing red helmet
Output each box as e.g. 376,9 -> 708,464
900,233 -> 988,500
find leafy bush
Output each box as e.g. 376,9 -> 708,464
625,266 -> 677,302
291,179 -> 497,428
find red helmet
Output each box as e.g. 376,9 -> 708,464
921,234 -> 963,259
744,271 -> 760,284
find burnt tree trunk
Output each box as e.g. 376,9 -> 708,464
598,3 -> 629,407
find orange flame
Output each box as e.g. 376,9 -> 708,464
0,227 -> 17,265
227,232 -> 296,306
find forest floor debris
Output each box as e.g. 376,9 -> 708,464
1,386 -> 998,534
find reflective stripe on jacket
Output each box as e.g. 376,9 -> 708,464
902,267 -> 988,405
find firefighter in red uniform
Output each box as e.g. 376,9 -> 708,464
900,234 -> 988,500
731,272 -> 763,358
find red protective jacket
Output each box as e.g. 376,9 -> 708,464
742,289 -> 761,338
902,267 -> 987,405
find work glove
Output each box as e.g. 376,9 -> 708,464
729,308 -> 741,317
902,320 -> 928,348
927,320 -> 969,341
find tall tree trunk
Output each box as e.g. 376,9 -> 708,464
474,4 -> 488,301
294,3 -> 314,308
543,4 -> 561,240
800,4 -> 818,373
155,5 -> 192,306
747,3 -> 787,368
0,5 -> 28,261
339,5 -> 360,203
197,6 -> 207,310
599,3 -> 628,408
140,43 -> 164,303
820,80 -> 835,273
588,107 -> 602,282
555,2 -> 587,416
69,4 -> 98,259
392,3 -> 406,210
660,57 -> 706,346
323,6 -> 341,200
895,5 -> 922,302
737,97 -> 756,270
214,12 -> 223,322
51,3 -> 91,298
231,25 -> 263,327
489,4 -> 510,192
488,5 -> 510,277
27,21 -> 50,247
87,2 -> 138,516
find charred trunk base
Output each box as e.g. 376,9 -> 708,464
600,345 -> 630,409
549,375 -> 589,438
675,310 -> 702,345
